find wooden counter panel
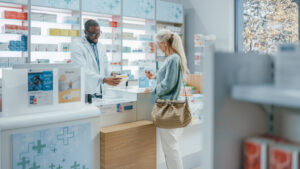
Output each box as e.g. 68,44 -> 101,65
100,120 -> 156,169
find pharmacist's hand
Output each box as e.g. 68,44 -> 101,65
144,87 -> 151,93
103,77 -> 122,86
145,70 -> 155,79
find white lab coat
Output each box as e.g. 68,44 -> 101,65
71,37 -> 110,94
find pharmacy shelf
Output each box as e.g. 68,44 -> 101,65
31,35 -> 78,38
122,39 -> 153,42
0,33 -> 27,36
31,20 -> 79,26
231,84 -> 300,109
0,18 -> 27,22
31,51 -> 70,53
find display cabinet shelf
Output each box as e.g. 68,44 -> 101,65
232,84 -> 300,109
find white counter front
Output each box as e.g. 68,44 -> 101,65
1,87 -> 203,169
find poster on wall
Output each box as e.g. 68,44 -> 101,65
58,68 -> 81,104
28,69 -> 53,106
12,123 -> 92,169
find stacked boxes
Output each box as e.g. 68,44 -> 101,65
61,43 -> 70,52
122,32 -> 135,40
31,27 -> 41,35
0,43 -> 9,51
49,28 -> 79,37
9,35 -> 27,51
4,11 -> 27,20
63,16 -> 78,25
3,24 -> 28,34
244,135 -> 300,169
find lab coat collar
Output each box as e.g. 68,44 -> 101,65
81,37 -> 100,73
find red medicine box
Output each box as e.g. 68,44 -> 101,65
16,12 -> 27,20
109,21 -> 118,28
4,11 -> 18,19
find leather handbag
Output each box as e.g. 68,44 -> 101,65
151,74 -> 192,129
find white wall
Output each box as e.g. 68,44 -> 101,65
166,0 -> 235,72
183,0 -> 235,52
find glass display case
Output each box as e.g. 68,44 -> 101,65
122,16 -> 156,80
0,1 -> 28,69
30,0 -> 80,63
82,12 -> 122,74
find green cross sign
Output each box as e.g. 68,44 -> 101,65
17,157 -> 30,169
57,165 -> 63,169
32,140 -> 46,154
29,162 -> 40,169
71,161 -> 80,169
57,127 -> 74,145
49,163 -> 55,169
82,165 -> 89,169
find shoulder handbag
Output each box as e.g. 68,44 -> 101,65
151,70 -> 192,129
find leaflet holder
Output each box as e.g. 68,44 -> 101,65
1,64 -> 85,116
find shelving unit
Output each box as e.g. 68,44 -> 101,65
201,47 -> 300,169
82,12 -> 122,73
0,0 -> 184,77
232,84 -> 300,109
0,2 -> 28,67
30,4 -> 80,63
122,16 -> 156,79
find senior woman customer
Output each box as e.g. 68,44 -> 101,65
145,29 -> 189,169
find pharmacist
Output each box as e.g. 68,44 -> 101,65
71,19 -> 121,94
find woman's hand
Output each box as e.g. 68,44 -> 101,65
145,70 -> 155,79
144,87 -> 151,93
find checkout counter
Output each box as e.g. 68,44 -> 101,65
0,65 -> 203,169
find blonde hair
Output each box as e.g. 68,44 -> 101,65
155,29 -> 190,77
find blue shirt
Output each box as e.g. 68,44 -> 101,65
90,43 -> 104,84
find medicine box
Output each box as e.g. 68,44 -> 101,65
244,137 -> 276,169
31,27 -> 41,35
4,11 -> 17,19
43,13 -> 57,23
3,24 -> 17,34
270,144 -> 300,169
63,16 -> 78,25
16,12 -> 27,20
49,28 -> 61,36
0,43 -> 9,51
68,30 -> 79,37
61,43 -> 70,52
31,13 -> 44,22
